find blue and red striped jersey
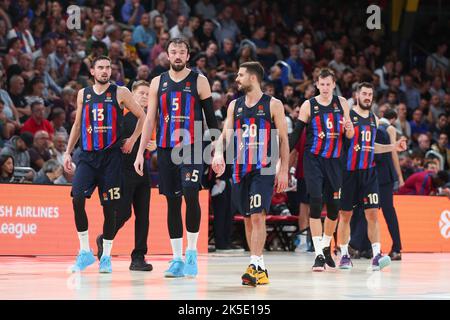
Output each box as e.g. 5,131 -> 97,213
305,95 -> 344,158
80,84 -> 123,151
156,71 -> 203,148
346,109 -> 377,171
232,94 -> 275,183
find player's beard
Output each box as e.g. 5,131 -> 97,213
238,83 -> 252,93
96,76 -> 110,85
358,98 -> 373,110
171,62 -> 186,72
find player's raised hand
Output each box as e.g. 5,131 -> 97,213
134,154 -> 144,176
121,137 -> 136,154
63,152 -> 74,174
211,153 -> 225,177
395,136 -> 407,152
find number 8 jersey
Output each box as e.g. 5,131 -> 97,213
305,95 -> 345,159
232,94 -> 275,183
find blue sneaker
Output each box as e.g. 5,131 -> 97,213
164,258 -> 185,278
70,250 -> 96,272
372,253 -> 391,271
183,250 -> 198,278
99,256 -> 112,273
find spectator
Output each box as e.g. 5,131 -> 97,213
195,0 -> 216,20
50,133 -> 67,166
149,32 -> 170,70
191,52 -> 207,75
122,30 -> 142,73
374,59 -> 394,91
132,13 -> 157,64
0,97 -> 18,140
103,24 -> 122,50
48,38 -> 69,80
20,101 -> 54,137
409,108 -> 429,142
54,162 -> 75,185
149,51 -> 170,79
121,0 -> 146,27
25,76 -> 48,107
286,45 -> 306,86
328,47 -> 347,78
428,94 -> 445,125
85,25 -> 106,56
218,38 -> 237,74
0,154 -> 14,183
33,159 -> 62,184
151,15 -> 166,37
0,132 -> 32,167
414,133 -> 432,157
127,65 -> 150,91
7,15 -> 34,53
49,108 -> 68,140
8,75 -> 30,122
431,133 -> 450,170
149,0 -> 169,31
58,57 -> 89,88
32,38 -> 55,64
398,170 -> 449,196
400,73 -> 420,111
196,19 -> 217,50
28,130 -> 51,172
34,57 -> 62,98
430,113 -> 449,142
166,0 -> 188,29
215,5 -> 240,44
426,42 -> 448,78
251,25 -> 276,70
169,15 -> 192,41
205,41 -> 219,70
394,103 -> 411,140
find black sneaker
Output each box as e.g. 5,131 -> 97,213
130,258 -> 153,271
312,254 -> 326,272
360,249 -> 373,259
323,246 -> 336,269
348,245 -> 360,259
96,234 -> 103,261
389,251 -> 402,261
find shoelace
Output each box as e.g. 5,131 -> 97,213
186,254 -> 196,265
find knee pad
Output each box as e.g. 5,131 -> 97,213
72,197 -> 85,212
309,197 -> 322,219
326,199 -> 340,221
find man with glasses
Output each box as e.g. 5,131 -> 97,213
20,101 -> 54,137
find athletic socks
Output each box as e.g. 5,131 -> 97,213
170,238 -> 183,260
372,242 -> 381,257
102,239 -> 113,257
340,244 -> 349,256
321,234 -> 333,248
187,232 -> 199,251
257,256 -> 266,270
78,231 -> 90,252
250,255 -> 259,268
312,236 -> 323,257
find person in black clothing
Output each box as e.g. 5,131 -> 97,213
96,80 -> 154,271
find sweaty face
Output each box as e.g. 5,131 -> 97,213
235,68 -> 253,93
357,87 -> 373,110
91,60 -> 112,85
316,76 -> 335,97
167,43 -> 189,72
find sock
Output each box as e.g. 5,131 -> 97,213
78,231 -> 89,252
312,236 -> 323,257
258,256 -> 266,270
170,238 -> 183,259
250,255 -> 259,268
102,239 -> 113,257
340,244 -> 349,256
372,242 -> 381,257
321,234 -> 333,248
187,231 -> 199,251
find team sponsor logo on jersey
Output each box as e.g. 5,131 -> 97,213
105,92 -> 112,102
87,94 -> 91,99
164,115 -> 170,122
353,117 -> 358,122
87,125 -> 92,134
102,193 -> 108,201
185,172 -> 191,181
354,145 -> 361,152
314,106 -> 319,113
257,104 -> 265,116
183,81 -> 191,92
318,131 -> 326,139
363,197 -> 368,205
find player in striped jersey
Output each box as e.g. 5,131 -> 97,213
134,38 -> 218,278
212,62 -> 289,286
289,68 -> 354,271
337,82 -> 406,271
64,56 -> 145,273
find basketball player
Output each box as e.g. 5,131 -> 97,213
134,38 -> 218,278
289,68 -> 354,271
212,62 -> 289,286
96,80 -> 155,271
337,82 -> 406,271
64,56 -> 145,273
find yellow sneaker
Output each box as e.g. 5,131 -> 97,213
256,268 -> 269,285
241,264 -> 257,287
